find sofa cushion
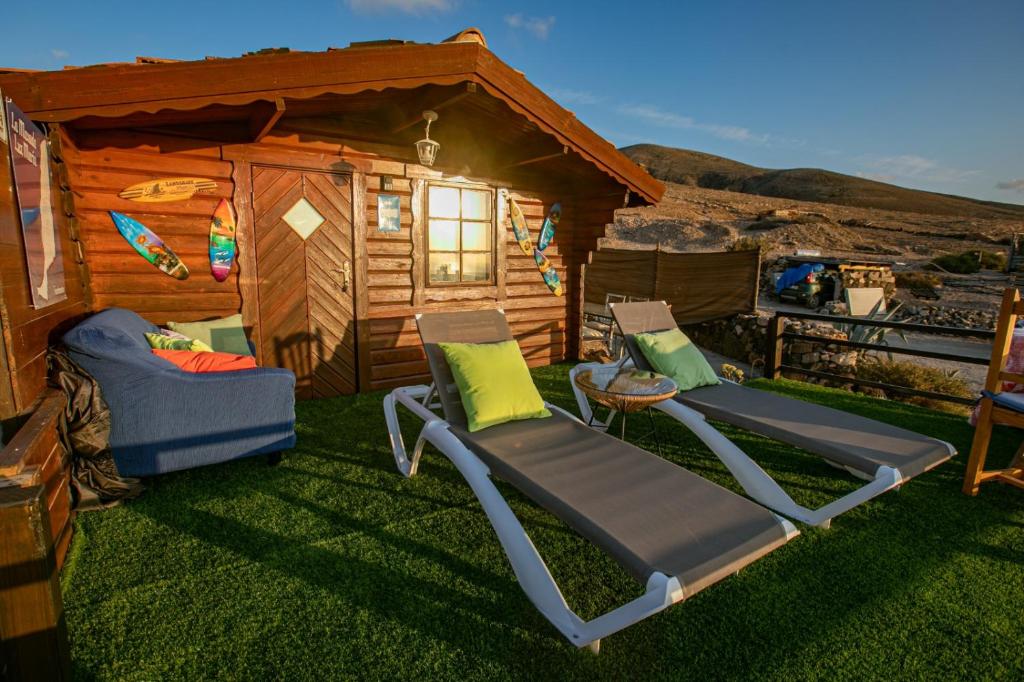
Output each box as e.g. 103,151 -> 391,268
151,349 -> 257,373
63,308 -> 163,360
168,314 -> 252,356
145,332 -> 214,353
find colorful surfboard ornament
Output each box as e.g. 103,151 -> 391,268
209,199 -> 237,282
537,202 -> 561,252
109,211 -> 189,280
118,177 -> 217,203
507,197 -> 533,256
533,248 -> 563,297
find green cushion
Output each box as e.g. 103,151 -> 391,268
144,332 -> 214,353
168,314 -> 252,356
439,340 -> 551,432
635,328 -> 720,392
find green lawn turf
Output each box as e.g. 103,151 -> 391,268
61,366 -> 1024,680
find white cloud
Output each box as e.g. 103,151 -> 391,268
996,179 -> 1024,193
548,88 -> 602,106
617,104 -> 781,145
504,14 -> 556,39
856,154 -> 979,184
346,0 -> 453,14
50,49 -> 69,59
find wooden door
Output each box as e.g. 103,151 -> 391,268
252,167 -> 357,399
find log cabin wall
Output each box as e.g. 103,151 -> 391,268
63,128 -> 239,324
59,117 -> 617,394
0,125 -> 89,421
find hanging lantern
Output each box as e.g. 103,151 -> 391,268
415,110 -> 440,167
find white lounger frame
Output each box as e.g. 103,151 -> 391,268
570,360 -> 954,529
383,382 -> 797,651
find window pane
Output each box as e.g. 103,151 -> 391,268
462,253 -> 491,282
428,220 -> 459,251
429,252 -> 460,282
462,222 -> 491,251
461,190 -> 491,220
429,186 -> 460,219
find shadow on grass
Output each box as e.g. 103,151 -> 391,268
63,365 -> 1024,679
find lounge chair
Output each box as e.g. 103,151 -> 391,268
568,301 -> 956,529
383,309 -> 798,651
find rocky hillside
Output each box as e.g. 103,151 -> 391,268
622,144 -> 1024,220
605,182 -> 1016,266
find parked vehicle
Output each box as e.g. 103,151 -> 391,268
778,271 -> 837,308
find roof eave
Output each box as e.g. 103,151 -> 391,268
0,41 -> 663,203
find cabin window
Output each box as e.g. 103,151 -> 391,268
426,184 -> 494,285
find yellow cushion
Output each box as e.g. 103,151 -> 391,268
438,340 -> 551,432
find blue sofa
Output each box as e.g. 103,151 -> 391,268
62,308 -> 296,476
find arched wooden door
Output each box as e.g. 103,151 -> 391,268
252,166 -> 358,398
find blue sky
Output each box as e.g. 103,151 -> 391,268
2,0 -> 1021,203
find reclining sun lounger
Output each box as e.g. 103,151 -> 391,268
383,309 -> 797,651
568,301 -> 956,529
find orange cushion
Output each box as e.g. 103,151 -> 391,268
152,349 -> 257,373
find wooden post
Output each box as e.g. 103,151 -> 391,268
766,314 -> 785,380
0,485 -> 71,681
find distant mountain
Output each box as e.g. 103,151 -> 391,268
621,144 -> 1024,220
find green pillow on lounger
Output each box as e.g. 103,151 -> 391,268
439,340 -> 551,432
635,328 -> 720,392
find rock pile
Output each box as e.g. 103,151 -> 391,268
893,302 -> 996,330
839,268 -> 897,300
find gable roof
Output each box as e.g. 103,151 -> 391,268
0,34 -> 663,204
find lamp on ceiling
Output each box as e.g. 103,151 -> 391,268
415,110 -> 440,167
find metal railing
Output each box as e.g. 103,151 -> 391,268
765,311 -> 995,406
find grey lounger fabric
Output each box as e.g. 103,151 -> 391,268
416,309 -> 789,590
452,412 -> 789,589
611,301 -> 954,478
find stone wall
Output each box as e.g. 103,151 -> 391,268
682,312 -> 862,384
682,312 -> 771,370
780,319 -> 861,387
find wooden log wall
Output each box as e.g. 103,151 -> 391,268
62,128 -> 239,324
0,125 -> 89,419
59,118 -> 624,393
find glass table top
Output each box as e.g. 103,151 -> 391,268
574,366 -> 678,400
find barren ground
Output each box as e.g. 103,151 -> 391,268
603,182 -> 1019,312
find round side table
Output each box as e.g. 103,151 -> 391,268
573,366 -> 678,452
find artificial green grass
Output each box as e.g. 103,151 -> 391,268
61,367 -> 1024,680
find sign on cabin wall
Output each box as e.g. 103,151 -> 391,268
377,194 -> 401,233
2,95 -> 66,309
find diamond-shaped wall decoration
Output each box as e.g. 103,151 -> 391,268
283,197 -> 325,240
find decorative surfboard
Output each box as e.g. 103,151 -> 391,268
209,199 -> 237,282
109,211 -> 189,280
507,197 -> 533,256
118,177 -> 217,203
533,248 -> 563,297
537,202 -> 561,252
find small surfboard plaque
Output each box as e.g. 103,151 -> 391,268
537,202 -> 561,252
209,199 -> 237,282
533,248 -> 563,297
119,177 -> 217,203
507,197 -> 533,256
110,211 -> 189,280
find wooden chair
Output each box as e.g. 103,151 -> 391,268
963,287 -> 1024,495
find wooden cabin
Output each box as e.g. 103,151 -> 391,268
0,27 -> 662,408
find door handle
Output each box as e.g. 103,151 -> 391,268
335,261 -> 351,291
